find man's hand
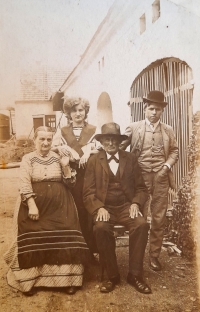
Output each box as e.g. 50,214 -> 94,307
96,207 -> 110,222
155,165 -> 169,181
129,203 -> 142,219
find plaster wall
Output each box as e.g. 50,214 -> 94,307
61,0 -> 200,132
15,101 -> 54,138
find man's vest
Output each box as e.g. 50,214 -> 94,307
138,123 -> 165,173
105,166 -> 129,206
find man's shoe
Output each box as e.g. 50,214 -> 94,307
100,275 -> 120,293
100,280 -> 115,293
127,273 -> 151,294
149,257 -> 162,271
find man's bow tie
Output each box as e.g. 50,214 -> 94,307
108,155 -> 119,163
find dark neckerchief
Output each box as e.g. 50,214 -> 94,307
107,155 -> 119,163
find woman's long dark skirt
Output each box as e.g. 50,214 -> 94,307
70,167 -> 98,254
18,181 -> 89,269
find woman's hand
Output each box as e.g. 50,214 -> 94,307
60,156 -> 70,167
27,197 -> 39,221
60,156 -> 72,178
79,152 -> 90,168
57,146 -> 72,158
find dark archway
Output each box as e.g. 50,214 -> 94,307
97,92 -> 113,128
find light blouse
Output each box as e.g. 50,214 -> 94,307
52,127 -> 102,156
72,126 -> 83,141
20,151 -> 74,200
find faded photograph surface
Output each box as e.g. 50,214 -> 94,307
0,0 -> 200,311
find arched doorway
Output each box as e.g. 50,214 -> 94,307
130,57 -> 193,203
97,92 -> 113,128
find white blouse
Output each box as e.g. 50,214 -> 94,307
20,151 -> 63,199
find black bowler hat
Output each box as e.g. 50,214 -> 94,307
95,122 -> 128,142
143,90 -> 168,107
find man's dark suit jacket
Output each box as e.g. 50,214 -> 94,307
83,150 -> 148,216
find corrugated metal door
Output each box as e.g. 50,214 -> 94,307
130,58 -> 193,204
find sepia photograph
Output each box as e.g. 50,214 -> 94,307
0,0 -> 200,311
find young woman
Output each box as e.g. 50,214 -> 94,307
52,97 -> 99,261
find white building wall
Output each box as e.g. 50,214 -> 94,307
61,0 -> 200,132
15,101 -> 54,138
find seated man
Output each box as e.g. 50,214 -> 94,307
83,122 -> 151,294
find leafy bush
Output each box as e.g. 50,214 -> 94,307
0,137 -> 35,164
166,112 -> 200,259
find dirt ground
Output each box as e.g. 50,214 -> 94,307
0,168 -> 200,312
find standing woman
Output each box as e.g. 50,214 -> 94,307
53,97 -> 98,260
4,126 -> 89,296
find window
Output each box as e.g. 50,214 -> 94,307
140,14 -> 146,34
33,114 -> 56,132
102,57 -> 104,68
152,0 -> 160,23
45,115 -> 56,130
98,57 -> 105,71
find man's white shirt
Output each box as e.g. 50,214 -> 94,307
145,118 -> 160,131
106,152 -> 119,175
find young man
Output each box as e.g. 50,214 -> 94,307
83,122 -> 151,294
120,90 -> 179,271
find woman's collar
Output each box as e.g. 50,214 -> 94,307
71,121 -> 87,127
36,151 -> 50,158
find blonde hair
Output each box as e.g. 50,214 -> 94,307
63,97 -> 90,121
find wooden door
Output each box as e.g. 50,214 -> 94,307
33,117 -> 44,132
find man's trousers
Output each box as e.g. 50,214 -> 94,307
93,202 -> 149,280
142,171 -> 169,258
